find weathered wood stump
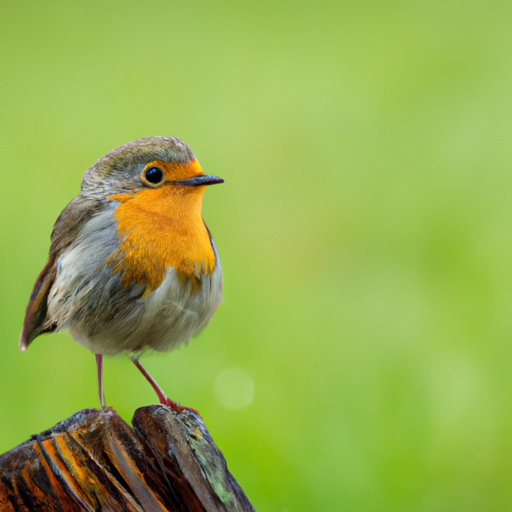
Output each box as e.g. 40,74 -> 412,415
0,405 -> 256,511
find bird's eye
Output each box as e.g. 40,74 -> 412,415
143,167 -> 164,186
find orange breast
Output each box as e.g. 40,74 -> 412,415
107,185 -> 215,291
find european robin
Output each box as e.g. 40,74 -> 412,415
20,137 -> 223,409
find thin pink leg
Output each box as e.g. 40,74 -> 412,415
130,358 -> 167,404
96,353 -> 106,409
131,358 -> 198,415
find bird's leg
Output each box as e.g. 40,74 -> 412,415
95,353 -> 106,409
130,358 -> 200,416
130,357 -> 167,403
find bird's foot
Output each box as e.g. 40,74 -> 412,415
161,397 -> 202,418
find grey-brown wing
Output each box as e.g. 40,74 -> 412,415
19,194 -> 103,350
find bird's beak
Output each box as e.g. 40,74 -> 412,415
174,175 -> 224,187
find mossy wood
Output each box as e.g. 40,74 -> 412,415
0,405 -> 255,511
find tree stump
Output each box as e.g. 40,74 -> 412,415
0,405 -> 256,511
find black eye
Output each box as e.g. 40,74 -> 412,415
144,167 -> 164,185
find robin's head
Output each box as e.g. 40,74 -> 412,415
81,136 -> 223,198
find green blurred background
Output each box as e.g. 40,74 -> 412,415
1,0 -> 512,510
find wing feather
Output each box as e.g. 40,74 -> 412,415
19,195 -> 103,350
19,255 -> 57,350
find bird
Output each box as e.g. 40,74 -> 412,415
19,136 -> 223,409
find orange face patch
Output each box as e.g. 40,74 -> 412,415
107,160 -> 216,291
143,158 -> 204,184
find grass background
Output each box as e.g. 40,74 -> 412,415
2,1 -> 512,510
